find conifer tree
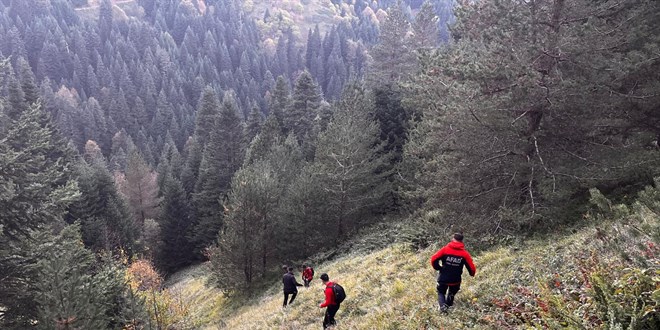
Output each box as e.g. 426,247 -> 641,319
194,87 -> 221,149
191,93 -> 245,253
268,76 -> 290,131
16,57 -> 39,106
276,165 -> 327,258
7,71 -> 27,117
245,104 -> 263,144
312,83 -> 389,240
367,3 -> 413,87
212,159 -> 279,288
32,225 -> 145,329
286,71 -> 322,143
72,141 -> 137,255
412,1 -> 439,51
244,113 -> 283,165
180,137 -> 202,195
158,173 -> 195,273
405,0 -> 660,231
0,102 -> 79,241
99,0 -> 113,43
0,99 -> 80,327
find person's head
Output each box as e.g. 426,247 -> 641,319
287,266 -> 294,273
302,264 -> 307,268
320,273 -> 329,283
452,232 -> 464,242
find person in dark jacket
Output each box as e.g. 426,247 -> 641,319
319,273 -> 339,329
430,233 -> 476,312
283,266 -> 303,307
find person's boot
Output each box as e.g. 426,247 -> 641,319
440,304 -> 449,313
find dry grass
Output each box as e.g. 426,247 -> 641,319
168,193 -> 659,329
163,264 -> 227,329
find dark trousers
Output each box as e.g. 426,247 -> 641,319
323,303 -> 340,328
303,279 -> 311,287
283,291 -> 297,306
437,283 -> 461,307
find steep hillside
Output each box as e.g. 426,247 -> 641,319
72,0 -> 141,19
245,0 -> 347,37
167,186 -> 659,329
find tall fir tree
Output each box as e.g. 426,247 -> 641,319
180,137 -> 203,195
367,2 -> 414,87
411,1 -> 440,51
312,83 -> 390,240
98,0 -> 113,43
211,159 -> 279,289
31,225 -> 146,329
244,113 -> 283,165
157,172 -> 195,273
0,99 -> 80,327
286,71 -> 322,143
245,104 -> 263,144
193,87 -> 221,149
191,93 -> 245,254
71,142 -> 138,255
268,75 -> 290,132
404,0 -> 660,231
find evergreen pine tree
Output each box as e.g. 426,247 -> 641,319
268,76 -> 290,132
286,71 -> 322,143
191,93 -> 245,253
193,87 -> 221,149
312,83 -> 389,240
0,103 -> 78,241
180,137 -> 203,195
99,0 -> 113,43
245,104 -> 263,144
157,173 -> 195,273
32,226 -> 124,329
404,0 -> 660,231
244,113 -> 283,165
411,1 -> 440,51
71,141 -> 138,255
211,159 -> 279,288
367,3 -> 413,87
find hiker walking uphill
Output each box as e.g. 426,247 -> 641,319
430,233 -> 476,312
319,273 -> 345,329
282,266 -> 303,307
302,264 -> 314,287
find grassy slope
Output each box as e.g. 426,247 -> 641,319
167,198 -> 659,329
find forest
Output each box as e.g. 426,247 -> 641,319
0,0 -> 658,328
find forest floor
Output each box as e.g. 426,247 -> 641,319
166,207 -> 659,329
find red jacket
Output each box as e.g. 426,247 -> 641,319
303,267 -> 313,281
320,281 -> 336,308
430,241 -> 476,285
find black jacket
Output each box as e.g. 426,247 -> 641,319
283,272 -> 302,293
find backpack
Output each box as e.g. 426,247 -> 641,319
332,283 -> 346,304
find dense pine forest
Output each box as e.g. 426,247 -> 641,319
0,0 -> 658,328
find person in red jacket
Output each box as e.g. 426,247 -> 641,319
302,264 -> 314,287
318,273 -> 339,329
430,233 -> 476,312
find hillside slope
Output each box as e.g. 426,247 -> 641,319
168,190 -> 659,329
